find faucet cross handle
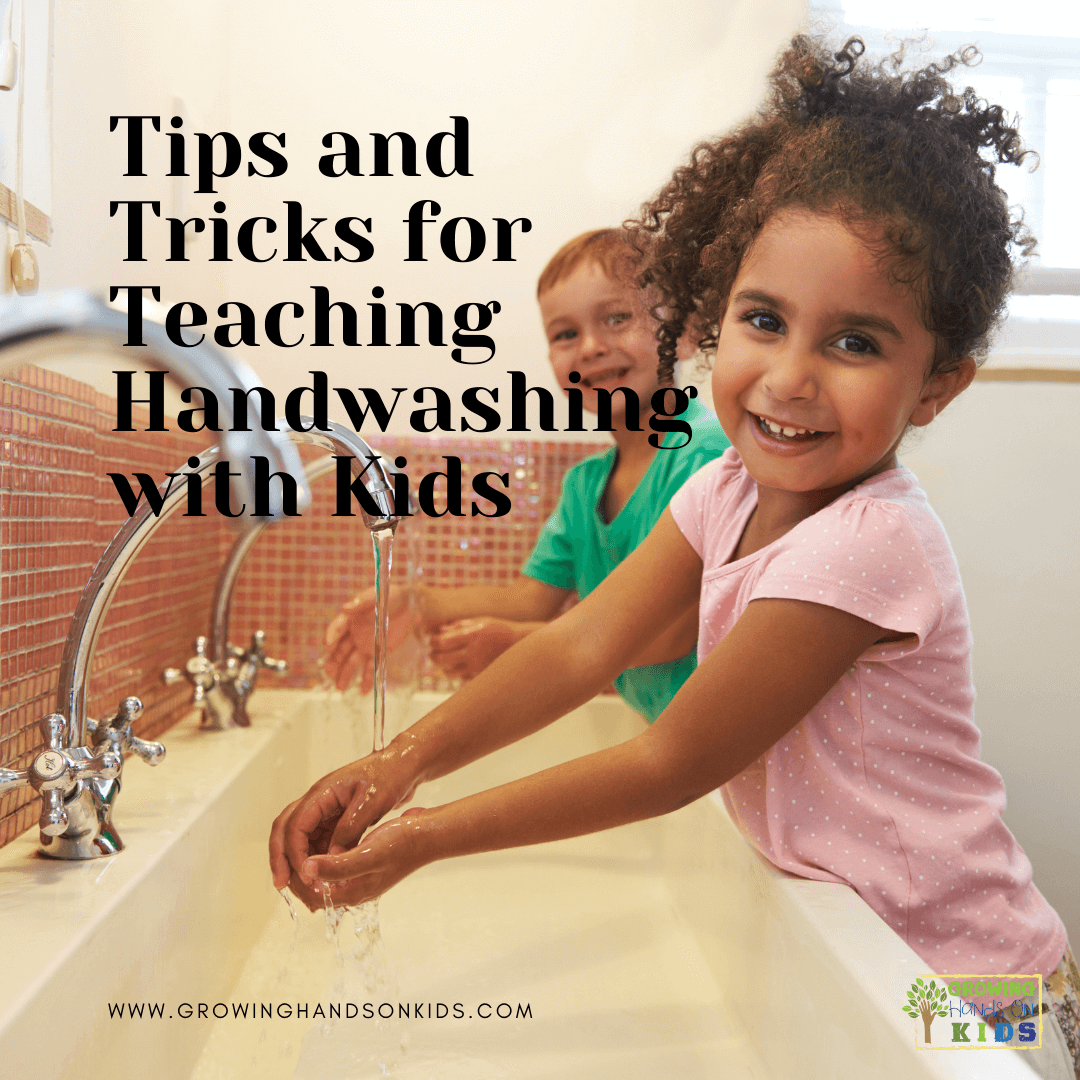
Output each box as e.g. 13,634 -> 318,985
230,630 -> 289,674
163,636 -> 221,700
33,714 -> 73,836
225,630 -> 290,728
0,715 -> 123,837
87,697 -> 167,767
163,637 -> 236,730
165,636 -> 223,707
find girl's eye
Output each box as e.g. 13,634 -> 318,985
551,328 -> 577,343
743,310 -> 783,334
834,332 -> 878,355
605,311 -> 633,327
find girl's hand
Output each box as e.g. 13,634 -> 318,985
429,617 -> 537,680
300,808 -> 431,907
268,753 -> 420,909
323,586 -> 416,693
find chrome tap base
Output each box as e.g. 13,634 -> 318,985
36,746 -> 124,859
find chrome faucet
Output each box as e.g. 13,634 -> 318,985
163,631 -> 290,730
164,419 -> 402,729
0,290 -> 309,858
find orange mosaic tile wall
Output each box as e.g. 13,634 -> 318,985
0,364 -> 234,846
228,434 -> 589,694
0,364 -> 598,849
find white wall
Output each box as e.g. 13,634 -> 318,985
0,0 -> 51,220
42,0 -> 807,438
39,0 -> 236,307
901,382 -> 1080,946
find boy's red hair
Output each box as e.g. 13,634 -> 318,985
536,229 -> 636,298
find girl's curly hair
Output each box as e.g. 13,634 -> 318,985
627,36 -> 1035,382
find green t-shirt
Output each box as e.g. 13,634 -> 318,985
521,397 -> 730,721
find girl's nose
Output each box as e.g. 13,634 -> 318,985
762,344 -> 817,400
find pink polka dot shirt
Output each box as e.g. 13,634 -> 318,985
670,449 -> 1066,977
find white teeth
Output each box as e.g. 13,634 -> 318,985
760,416 -> 817,438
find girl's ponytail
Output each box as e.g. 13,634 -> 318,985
628,33 -> 1037,381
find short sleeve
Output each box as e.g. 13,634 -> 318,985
750,497 -> 944,646
669,457 -> 726,558
520,472 -> 580,590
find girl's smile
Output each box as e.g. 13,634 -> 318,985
713,209 -> 973,505
748,410 -> 831,450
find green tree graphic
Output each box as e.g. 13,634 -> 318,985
903,978 -> 949,1043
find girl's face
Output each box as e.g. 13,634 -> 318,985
712,209 -> 973,499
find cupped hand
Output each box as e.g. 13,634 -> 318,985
429,617 -> 524,680
296,808 -> 431,908
268,753 -> 419,909
324,586 -> 416,693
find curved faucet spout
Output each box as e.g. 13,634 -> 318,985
285,419 -> 399,531
2,290 -> 313,858
1,289 -> 316,743
208,419 -> 403,671
0,290 -> 308,518
56,450 -> 223,747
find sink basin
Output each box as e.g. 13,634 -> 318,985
0,691 -> 1042,1079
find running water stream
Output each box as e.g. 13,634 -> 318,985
294,521 -> 404,1076
371,523 -> 395,757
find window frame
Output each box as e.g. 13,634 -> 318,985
806,7 -> 1080,368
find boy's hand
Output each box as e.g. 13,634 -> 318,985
324,587 -> 416,692
268,754 -> 419,909
429,617 -> 536,680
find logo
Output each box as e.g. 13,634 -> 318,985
903,975 -> 1043,1050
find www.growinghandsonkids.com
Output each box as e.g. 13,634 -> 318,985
107,1000 -> 533,1021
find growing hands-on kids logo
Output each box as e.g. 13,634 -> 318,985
903,975 -> 1044,1050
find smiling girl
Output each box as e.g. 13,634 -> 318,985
271,37 -> 1078,1077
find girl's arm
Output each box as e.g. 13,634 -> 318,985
271,509 -> 701,896
300,591 -> 887,906
623,605 -> 699,668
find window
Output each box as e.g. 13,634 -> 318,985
809,1 -> 1080,367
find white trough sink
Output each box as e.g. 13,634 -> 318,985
0,691 -> 1042,1079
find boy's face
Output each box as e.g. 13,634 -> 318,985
539,261 -> 663,419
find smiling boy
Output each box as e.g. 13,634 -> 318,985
325,228 -> 730,721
